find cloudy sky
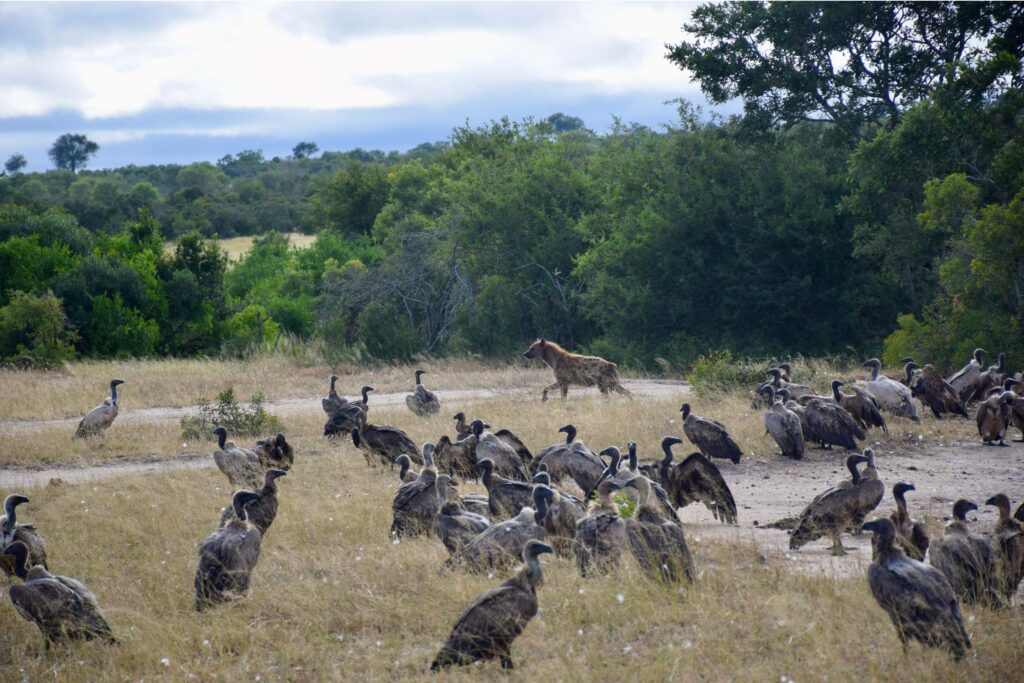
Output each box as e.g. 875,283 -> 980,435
0,1 -> 714,170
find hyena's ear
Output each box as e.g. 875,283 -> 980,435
539,338 -> 546,346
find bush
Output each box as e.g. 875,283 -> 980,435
687,350 -> 766,395
0,290 -> 78,368
180,386 -> 283,441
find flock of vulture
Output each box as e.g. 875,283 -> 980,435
2,349 -> 1023,671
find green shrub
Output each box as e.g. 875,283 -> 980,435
0,290 -> 78,368
687,350 -> 766,395
181,386 -> 283,441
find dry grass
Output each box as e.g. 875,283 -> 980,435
1,402 -> 1021,682
164,232 -> 317,262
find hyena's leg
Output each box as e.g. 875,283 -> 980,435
612,382 -> 632,397
560,382 -> 570,401
541,381 -> 561,403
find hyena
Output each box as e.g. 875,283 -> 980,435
522,338 -> 631,402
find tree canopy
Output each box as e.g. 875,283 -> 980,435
48,134 -> 100,173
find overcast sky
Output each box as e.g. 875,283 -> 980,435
0,1 -> 714,170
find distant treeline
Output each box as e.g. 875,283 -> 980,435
1,3 -> 1022,371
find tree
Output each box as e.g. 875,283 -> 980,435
292,141 -> 320,159
667,2 -> 1024,136
544,113 -> 586,134
48,134 -> 100,172
0,291 -> 78,367
4,154 -> 26,175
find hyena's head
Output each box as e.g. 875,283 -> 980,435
523,338 -> 546,359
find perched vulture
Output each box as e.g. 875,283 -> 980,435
74,379 -> 125,438
656,436 -> 736,524
0,494 -> 47,577
985,493 -> 1024,605
195,491 -> 263,610
679,403 -> 742,464
858,359 -> 919,421
624,476 -> 694,583
948,348 -> 986,403
929,500 -> 998,606
405,369 -> 441,417
212,426 -> 263,490
913,364 -> 968,419
572,479 -> 628,576
759,385 -> 804,459
888,482 -> 928,561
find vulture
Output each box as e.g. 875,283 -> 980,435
976,390 -> 1014,446
600,444 -> 680,524
759,385 -> 805,459
4,541 -> 116,645
889,482 -> 928,561
445,486 -> 548,573
1006,381 -> 1024,441
948,348 -> 986,403
779,389 -> 822,446
391,448 -> 441,538
323,401 -> 367,437
254,433 -> 293,471
657,436 -> 737,524
764,368 -> 814,400
531,425 -> 604,495
351,424 -> 420,468
530,471 -> 587,556
802,397 -> 864,450
470,420 -> 529,482
985,493 -> 1024,604
859,359 -> 919,421
851,448 -> 886,531
624,476 -> 694,583
452,412 -> 488,440
74,379 -> 125,438
971,352 -> 1008,402
778,362 -> 793,383
396,454 -> 418,483
405,369 -> 441,417
219,469 -> 287,536
899,358 -> 922,387
789,454 -> 879,555
321,374 -> 345,414
831,380 -> 887,434
433,474 -> 490,555
573,479 -> 628,576
433,434 -> 478,482
212,426 -> 263,490
679,403 -> 742,464
929,500 -> 998,606
914,364 -> 968,418
477,458 -> 534,519
195,490 -> 263,610
494,429 -> 533,470
862,519 -> 970,660
432,539 -> 553,671
0,494 -> 47,577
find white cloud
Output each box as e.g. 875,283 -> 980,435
0,1 -> 699,119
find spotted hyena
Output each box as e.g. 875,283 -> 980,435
522,338 -> 632,402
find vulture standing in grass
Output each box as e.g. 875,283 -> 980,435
351,424 -> 420,468
948,348 -> 986,403
1005,380 -> 1024,440
405,369 -> 441,417
433,475 -> 490,555
470,420 -> 529,482
530,471 -> 587,556
899,358 -> 922,387
254,433 -> 293,471
322,374 -> 345,414
598,445 -> 680,524
976,390 -> 1015,446
971,352 -> 1008,402
477,458 -> 534,519
219,469 -> 287,536
323,401 -> 367,437
862,519 -> 970,660
985,493 -> 1024,605
889,482 -> 928,561
656,436 -> 737,524
433,434 -> 479,482
74,379 -> 125,438
391,447 -> 441,538
831,380 -> 888,434
396,454 -> 418,483
4,541 -> 116,645
0,495 -> 47,577
859,359 -> 919,421
624,476 -> 694,583
759,385 -> 805,459
802,396 -> 865,451
850,448 -> 886,531
764,367 -> 813,399
212,426 -> 263,490
929,500 -> 997,606
679,403 -> 742,464
195,490 -> 263,610
445,486 -> 548,573
789,454 -> 876,555
573,479 -> 627,576
452,412 -> 488,440
432,539 -> 553,672
532,425 -> 604,495
779,389 -> 821,446
913,364 -> 968,419
494,428 -> 533,470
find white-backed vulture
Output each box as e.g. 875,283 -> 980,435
452,412 -> 488,440
831,380 -> 888,434
976,390 -> 1014,446
74,379 -> 124,438
391,449 -> 441,538
477,458 -> 533,519
656,436 -> 737,524
948,348 -> 986,403
195,490 -> 262,610
532,425 -> 604,495
405,369 -> 441,417
929,499 -> 998,606
789,454 -> 881,555
254,432 -> 293,471
764,367 -> 814,400
889,482 -> 928,561
4,541 -> 116,645
212,426 -> 263,490
321,374 -> 345,415
572,479 -> 627,576
0,494 -> 47,577
985,493 -> 1024,605
624,476 -> 694,583
679,403 -> 742,464
445,486 -> 548,573
859,359 -> 919,421
396,454 -> 418,483
863,519 -> 970,660
494,428 -> 533,470
433,434 -> 478,482
433,474 -> 490,555
530,471 -> 587,556
914,363 -> 968,418
432,539 -> 553,671
759,385 -> 805,459
470,420 -> 529,482
971,352 -> 1007,402
802,397 -> 864,450
351,424 -> 420,468
219,469 -> 287,536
